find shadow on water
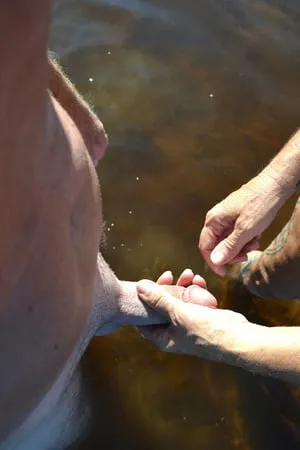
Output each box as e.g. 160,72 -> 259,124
51,1 -> 300,448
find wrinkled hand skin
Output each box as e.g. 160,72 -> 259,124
136,280 -> 247,362
238,197 -> 300,300
97,267 -> 217,336
199,170 -> 290,276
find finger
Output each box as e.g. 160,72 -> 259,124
192,274 -> 207,289
199,225 -> 219,261
226,237 -> 260,265
176,269 -> 195,287
156,271 -> 173,285
155,283 -> 217,309
137,280 -> 185,319
201,249 -> 227,276
199,206 -> 235,273
141,280 -> 218,311
210,227 -> 252,267
242,238 -> 260,253
199,205 -> 232,254
183,285 -> 217,308
199,234 -> 227,276
228,254 -> 248,264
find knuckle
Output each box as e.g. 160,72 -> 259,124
205,210 -> 214,223
150,293 -> 164,309
169,308 -> 187,327
236,217 -> 252,234
205,204 -> 223,223
199,236 -> 208,252
225,236 -> 239,251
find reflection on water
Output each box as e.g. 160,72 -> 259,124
51,1 -> 300,449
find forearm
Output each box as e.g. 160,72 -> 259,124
263,128 -> 300,197
228,323 -> 300,385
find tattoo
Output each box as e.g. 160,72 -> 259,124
237,254 -> 259,281
238,197 -> 300,281
264,196 -> 300,256
264,219 -> 292,256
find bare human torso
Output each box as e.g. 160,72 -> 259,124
1,19 -> 102,446
0,3 -> 217,449
0,3 -> 116,446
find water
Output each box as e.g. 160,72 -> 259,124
50,1 -> 300,448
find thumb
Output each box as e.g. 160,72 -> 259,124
137,280 -> 183,319
210,228 -> 248,266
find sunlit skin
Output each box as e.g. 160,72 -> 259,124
4,3 -> 300,449
0,3 -> 217,449
139,130 -> 300,386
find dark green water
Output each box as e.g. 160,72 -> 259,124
51,1 -> 300,448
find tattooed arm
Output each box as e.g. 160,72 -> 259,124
200,129 -> 300,275
240,197 -> 300,300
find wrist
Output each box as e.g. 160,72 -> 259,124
263,129 -> 300,197
222,321 -> 270,369
223,321 -> 300,384
263,163 -> 297,200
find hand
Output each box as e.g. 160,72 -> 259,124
136,280 -> 249,361
98,269 -> 217,335
199,171 -> 288,276
155,268 -> 217,309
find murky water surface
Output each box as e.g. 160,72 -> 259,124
51,1 -> 300,448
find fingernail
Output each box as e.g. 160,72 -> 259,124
211,251 -> 224,265
137,280 -> 156,296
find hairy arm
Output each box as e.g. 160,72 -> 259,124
200,129 -> 300,273
265,129 -> 300,195
234,323 -> 300,385
137,281 -> 300,386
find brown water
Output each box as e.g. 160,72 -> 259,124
50,1 -> 300,449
